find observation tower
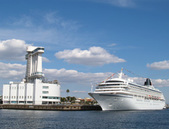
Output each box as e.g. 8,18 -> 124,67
25,46 -> 44,82
3,45 -> 60,105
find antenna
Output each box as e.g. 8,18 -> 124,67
91,83 -> 93,92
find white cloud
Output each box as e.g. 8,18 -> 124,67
43,12 -> 81,31
0,62 -> 25,80
109,43 -> 117,47
0,12 -> 81,45
135,77 -> 169,87
72,91 -> 87,93
0,39 -> 30,61
11,15 -> 33,27
147,60 -> 169,70
89,0 -> 136,7
42,57 -> 50,62
0,61 -> 169,88
123,75 -> 169,87
43,68 -> 112,84
55,46 -> 125,66
44,68 -> 169,87
0,39 -> 50,62
153,79 -> 169,87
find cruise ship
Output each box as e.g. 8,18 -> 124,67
88,69 -> 165,110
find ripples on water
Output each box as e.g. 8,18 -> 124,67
0,109 -> 169,129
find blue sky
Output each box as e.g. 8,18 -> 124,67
0,0 -> 169,103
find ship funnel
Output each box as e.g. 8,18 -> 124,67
144,78 -> 152,86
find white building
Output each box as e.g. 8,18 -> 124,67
3,46 -> 60,105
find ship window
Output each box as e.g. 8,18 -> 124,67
99,84 -> 121,86
106,81 -> 124,83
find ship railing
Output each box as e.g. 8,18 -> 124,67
97,85 -> 128,88
103,82 -> 125,85
95,88 -> 125,91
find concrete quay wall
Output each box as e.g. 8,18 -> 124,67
0,104 -> 102,111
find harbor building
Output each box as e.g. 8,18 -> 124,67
3,46 -> 60,105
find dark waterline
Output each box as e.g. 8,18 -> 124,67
0,109 -> 169,129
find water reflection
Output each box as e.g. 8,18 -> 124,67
0,109 -> 169,129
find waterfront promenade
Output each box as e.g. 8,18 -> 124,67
1,104 -> 168,111
0,104 -> 102,111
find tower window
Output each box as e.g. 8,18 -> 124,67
43,86 -> 49,89
42,91 -> 49,94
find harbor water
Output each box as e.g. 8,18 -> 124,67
0,109 -> 169,129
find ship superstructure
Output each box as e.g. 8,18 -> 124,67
89,69 -> 165,110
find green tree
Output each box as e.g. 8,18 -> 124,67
66,89 -> 70,96
60,97 -> 66,102
66,96 -> 76,103
66,89 -> 70,102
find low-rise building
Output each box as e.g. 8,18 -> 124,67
3,46 -> 60,105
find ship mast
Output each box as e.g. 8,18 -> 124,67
119,68 -> 123,79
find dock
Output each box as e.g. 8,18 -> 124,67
0,104 -> 102,111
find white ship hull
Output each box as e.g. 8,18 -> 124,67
89,69 -> 166,111
89,93 -> 165,111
